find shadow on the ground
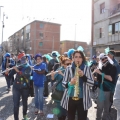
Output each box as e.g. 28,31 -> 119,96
0,86 -> 9,97
110,107 -> 117,120
0,95 -> 14,119
27,95 -> 58,120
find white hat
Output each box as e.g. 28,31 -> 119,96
99,53 -> 107,60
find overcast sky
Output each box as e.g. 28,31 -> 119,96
0,0 -> 92,44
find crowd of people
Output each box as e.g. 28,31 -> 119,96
1,46 -> 120,120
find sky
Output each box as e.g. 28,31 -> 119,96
0,0 -> 92,44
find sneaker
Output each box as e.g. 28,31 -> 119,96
35,108 -> 39,115
23,115 -> 28,120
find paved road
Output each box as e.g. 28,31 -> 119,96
0,75 -> 117,120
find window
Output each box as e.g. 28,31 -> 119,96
108,25 -> 112,35
40,33 -> 44,39
119,22 -> 120,32
26,33 -> 30,40
39,42 -> 43,47
112,24 -> 115,34
100,3 -> 105,14
100,28 -> 102,38
21,29 -> 24,35
40,23 -> 44,28
21,36 -> 23,41
26,25 -> 30,33
115,23 -> 119,34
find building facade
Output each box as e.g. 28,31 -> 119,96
60,40 -> 90,57
8,20 -> 61,55
93,0 -> 120,55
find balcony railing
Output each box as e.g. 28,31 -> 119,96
109,4 -> 120,16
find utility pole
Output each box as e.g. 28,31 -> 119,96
0,6 -> 3,45
90,0 -> 95,58
2,13 -> 5,44
52,36 -> 54,51
74,24 -> 77,49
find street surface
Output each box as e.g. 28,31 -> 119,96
0,75 -> 117,120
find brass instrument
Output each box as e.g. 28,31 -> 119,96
72,63 -> 80,100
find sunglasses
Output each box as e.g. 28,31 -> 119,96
101,57 -> 107,61
65,63 -> 71,66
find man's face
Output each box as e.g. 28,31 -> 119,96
6,57 -> 10,60
20,56 -> 27,64
36,57 -> 42,63
101,57 -> 108,66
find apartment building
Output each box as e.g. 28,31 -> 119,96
8,20 -> 61,55
60,40 -> 90,57
93,0 -> 120,55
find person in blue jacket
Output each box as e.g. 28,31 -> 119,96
51,56 -> 71,120
33,54 -> 46,116
2,53 -> 15,91
107,51 -> 120,85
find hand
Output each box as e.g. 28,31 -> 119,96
70,77 -> 76,85
93,69 -> 102,75
51,71 -> 55,80
78,69 -> 84,77
13,66 -> 19,72
58,70 -> 62,75
51,71 -> 55,77
5,68 -> 9,75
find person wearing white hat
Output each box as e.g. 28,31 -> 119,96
93,53 -> 117,120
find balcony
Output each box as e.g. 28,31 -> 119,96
109,4 -> 120,16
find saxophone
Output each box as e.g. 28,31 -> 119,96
72,63 -> 80,100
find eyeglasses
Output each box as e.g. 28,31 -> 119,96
101,57 -> 107,61
65,63 -> 71,66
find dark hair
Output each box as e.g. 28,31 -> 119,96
73,50 -> 86,63
59,55 -> 71,64
42,56 -> 47,62
34,54 -> 42,60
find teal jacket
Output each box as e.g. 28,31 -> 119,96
54,66 -> 65,92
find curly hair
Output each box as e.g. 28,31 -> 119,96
59,55 -> 71,64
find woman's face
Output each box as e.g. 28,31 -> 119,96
64,60 -> 71,68
73,53 -> 83,65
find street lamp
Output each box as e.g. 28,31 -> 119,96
74,24 -> 77,49
2,12 -> 8,44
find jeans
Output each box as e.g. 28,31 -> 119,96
13,88 -> 29,120
96,89 -> 111,120
5,75 -> 11,89
34,85 -> 44,111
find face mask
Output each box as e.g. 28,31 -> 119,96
102,60 -> 109,66
20,56 -> 26,64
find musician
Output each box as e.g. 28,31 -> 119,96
7,52 -> 32,120
48,52 -> 58,72
67,48 -> 75,60
33,54 -> 46,116
93,53 -> 116,120
61,50 -> 94,120
2,53 -> 15,91
51,56 -> 71,120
